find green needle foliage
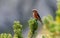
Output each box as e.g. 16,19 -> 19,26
28,18 -> 38,38
43,15 -> 53,24
0,33 -> 12,38
13,21 -> 23,38
42,0 -> 60,38
0,18 -> 38,38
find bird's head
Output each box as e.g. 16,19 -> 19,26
32,9 -> 38,13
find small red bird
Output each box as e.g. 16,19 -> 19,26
32,9 -> 43,24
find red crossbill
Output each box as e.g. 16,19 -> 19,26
32,9 -> 43,24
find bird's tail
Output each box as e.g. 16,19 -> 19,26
39,18 -> 43,24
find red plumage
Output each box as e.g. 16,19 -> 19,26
32,9 -> 43,24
